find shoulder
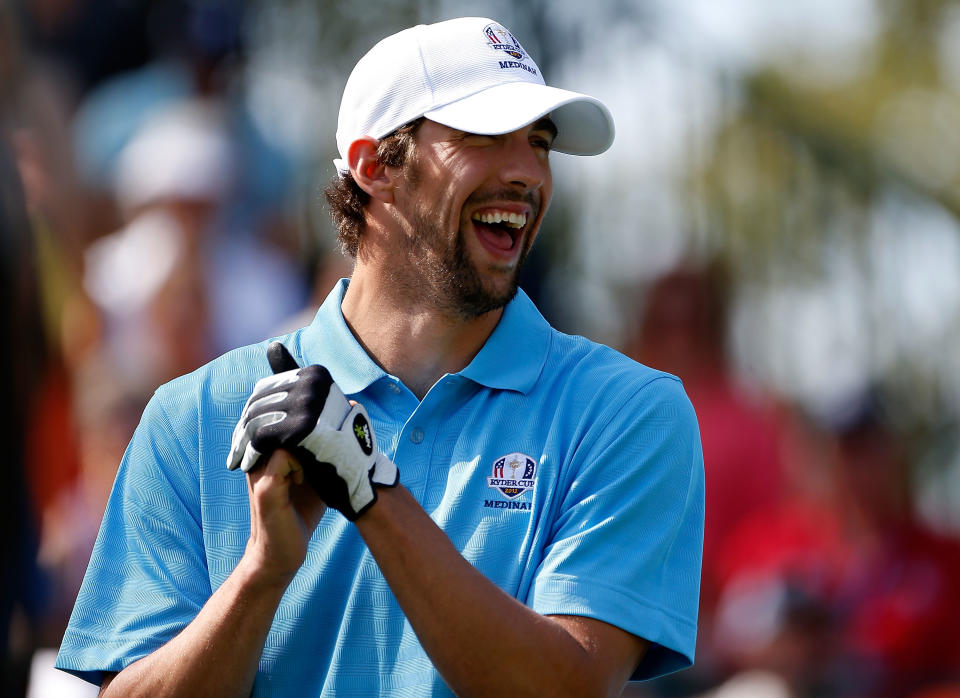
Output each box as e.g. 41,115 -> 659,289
543,327 -> 689,407
529,328 -> 700,468
151,327 -> 309,424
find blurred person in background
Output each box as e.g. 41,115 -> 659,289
624,261 -> 789,693
6,3 -> 308,693
67,0 -> 308,356
81,99 -> 231,394
32,99 -> 232,661
36,92 -> 304,679
693,397 -> 960,698
625,262 -> 788,607
5,0 -> 149,669
0,126 -> 48,698
1,0 -> 94,557
2,5 -> 99,691
830,399 -> 960,698
703,412 -> 853,698
626,262 -> 960,698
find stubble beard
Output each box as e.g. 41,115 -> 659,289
401,206 -> 531,319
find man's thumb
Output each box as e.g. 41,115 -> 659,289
267,341 -> 301,374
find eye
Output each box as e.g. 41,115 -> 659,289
530,135 -> 553,152
529,117 -> 557,152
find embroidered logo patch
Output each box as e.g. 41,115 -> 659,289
483,22 -> 528,61
487,452 -> 537,499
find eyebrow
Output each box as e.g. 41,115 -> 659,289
531,117 -> 559,142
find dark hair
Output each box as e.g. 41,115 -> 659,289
324,118 -> 424,257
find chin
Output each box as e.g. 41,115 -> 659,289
463,275 -> 522,317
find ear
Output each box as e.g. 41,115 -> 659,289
349,137 -> 394,203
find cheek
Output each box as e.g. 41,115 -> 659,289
531,180 -> 553,230
425,167 -> 470,228
541,164 -> 554,203
540,180 -> 553,217
449,188 -> 478,232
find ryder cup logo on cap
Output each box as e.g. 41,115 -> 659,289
483,23 -> 527,61
333,16 -> 615,174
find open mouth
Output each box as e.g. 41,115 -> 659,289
470,209 -> 528,252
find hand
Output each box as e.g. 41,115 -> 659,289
245,448 -> 326,583
227,342 -> 399,520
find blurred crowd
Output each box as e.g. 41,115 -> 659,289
2,2 -> 959,697
624,265 -> 960,698
1,1 -> 346,694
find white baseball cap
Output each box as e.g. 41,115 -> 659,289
334,16 -> 615,174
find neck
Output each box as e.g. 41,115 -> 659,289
341,260 -> 503,400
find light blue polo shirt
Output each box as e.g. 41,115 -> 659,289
57,279 -> 704,695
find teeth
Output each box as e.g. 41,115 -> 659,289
472,210 -> 527,229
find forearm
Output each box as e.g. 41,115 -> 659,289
100,553 -> 292,698
356,486 -> 631,698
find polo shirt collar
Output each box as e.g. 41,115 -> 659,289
300,279 -> 386,395
459,288 -> 550,394
299,279 -> 551,396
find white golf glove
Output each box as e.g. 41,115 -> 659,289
226,342 -> 399,520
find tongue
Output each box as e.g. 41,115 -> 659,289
476,222 -> 514,251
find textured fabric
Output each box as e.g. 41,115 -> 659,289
56,279 -> 704,694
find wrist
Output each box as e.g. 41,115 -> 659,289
237,544 -> 299,595
354,483 -> 405,533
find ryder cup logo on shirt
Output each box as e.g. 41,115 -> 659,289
487,452 -> 537,499
483,23 -> 537,76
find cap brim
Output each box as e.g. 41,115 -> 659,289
424,82 -> 615,156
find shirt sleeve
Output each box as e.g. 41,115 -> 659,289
529,374 -> 705,680
55,388 -> 212,686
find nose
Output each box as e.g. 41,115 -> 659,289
500,131 -> 548,192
